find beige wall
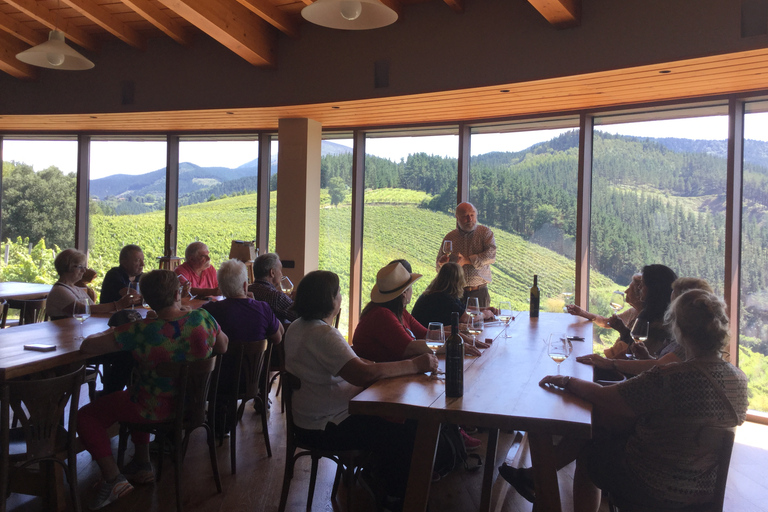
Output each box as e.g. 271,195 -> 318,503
0,0 -> 761,117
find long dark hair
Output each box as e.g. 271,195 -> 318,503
640,264 -> 678,322
360,295 -> 405,322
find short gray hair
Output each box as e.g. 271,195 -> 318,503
184,241 -> 208,261
253,253 -> 281,279
218,259 -> 248,298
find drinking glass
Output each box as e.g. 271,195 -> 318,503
468,313 -> 484,347
629,319 -> 649,359
609,290 -> 625,314
73,299 -> 91,341
128,282 -> 139,310
548,333 -> 571,374
426,322 -> 445,351
280,276 -> 294,295
442,240 -> 452,259
177,274 -> 194,300
498,300 -> 513,338
466,296 -> 480,318
561,280 -> 575,312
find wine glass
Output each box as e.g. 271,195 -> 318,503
426,322 -> 445,377
280,276 -> 294,295
498,300 -> 513,338
128,281 -> 139,310
442,240 -> 453,259
629,319 -> 649,359
73,299 -> 91,341
177,274 -> 194,300
561,280 -> 575,312
548,333 -> 572,374
467,313 -> 484,347
465,297 -> 480,318
609,290 -> 625,314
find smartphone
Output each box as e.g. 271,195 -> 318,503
24,344 -> 56,352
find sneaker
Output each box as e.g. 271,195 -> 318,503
498,463 -> 535,503
122,460 -> 154,484
89,474 -> 134,510
459,428 -> 482,451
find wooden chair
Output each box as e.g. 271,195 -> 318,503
116,357 -> 222,512
215,339 -> 271,474
278,372 -> 367,512
0,298 -> 47,328
608,425 -> 737,512
0,365 -> 85,512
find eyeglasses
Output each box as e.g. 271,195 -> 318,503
72,265 -> 87,270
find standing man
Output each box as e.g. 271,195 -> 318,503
100,244 -> 145,304
437,202 -> 496,307
175,241 -> 220,297
248,252 -> 298,323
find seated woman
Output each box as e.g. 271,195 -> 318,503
503,289 -> 748,511
566,272 -> 643,331
577,277 -> 713,376
47,248 -> 135,319
284,269 -> 436,505
605,263 -> 677,358
78,270 -> 228,510
411,262 -> 496,328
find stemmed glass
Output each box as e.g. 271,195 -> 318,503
629,319 -> 649,359
498,300 -> 514,338
128,282 -> 139,310
177,274 -> 194,300
465,297 -> 480,318
467,313 -> 484,347
442,240 -> 452,259
73,299 -> 90,341
426,322 -> 445,377
280,276 -> 294,295
610,290 -> 625,314
561,280 -> 575,312
548,333 -> 572,374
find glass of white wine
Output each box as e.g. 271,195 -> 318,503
442,240 -> 452,259
498,300 -> 513,338
467,314 -> 484,347
561,280 -> 575,312
73,299 -> 91,341
466,296 -> 480,318
629,319 -> 649,359
426,322 -> 445,377
609,290 -> 625,314
548,333 -> 572,374
280,276 -> 294,295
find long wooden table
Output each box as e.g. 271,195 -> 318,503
0,282 -> 52,301
349,312 -> 594,512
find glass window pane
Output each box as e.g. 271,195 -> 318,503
177,139 -> 259,270
362,133 -> 459,318
469,128 -> 579,313
89,140 -> 166,301
269,138 -> 277,252
590,115 -> 728,355
742,109 -> 768,413
1,139 -> 77,284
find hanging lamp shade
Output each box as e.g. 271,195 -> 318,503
302,0 -> 397,30
16,30 -> 94,70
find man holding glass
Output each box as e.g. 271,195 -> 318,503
437,202 -> 496,307
248,252 -> 298,323
100,244 -> 145,304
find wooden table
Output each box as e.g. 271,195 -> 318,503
349,312 -> 594,512
0,282 -> 52,300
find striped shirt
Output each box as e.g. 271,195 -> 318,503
437,224 -> 496,287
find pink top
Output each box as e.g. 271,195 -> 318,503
175,261 -> 218,290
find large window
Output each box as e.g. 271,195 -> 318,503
469,124 -> 579,313
590,112 -> 728,353
177,138 -> 260,269
1,139 -> 77,284
741,106 -> 768,413
361,132 -> 459,321
89,139 -> 167,300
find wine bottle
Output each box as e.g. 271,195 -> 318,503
530,275 -> 540,318
445,312 -> 464,398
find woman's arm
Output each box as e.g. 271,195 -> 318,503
565,304 -> 610,328
540,374 -> 636,419
212,330 -> 228,354
80,329 -> 120,355
338,353 -> 438,388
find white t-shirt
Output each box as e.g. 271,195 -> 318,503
284,318 -> 360,430
46,282 -> 92,319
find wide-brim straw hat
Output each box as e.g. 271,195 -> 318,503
370,262 -> 422,303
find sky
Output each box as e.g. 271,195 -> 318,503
3,114 -> 765,178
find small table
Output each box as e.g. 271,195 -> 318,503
350,312 -> 594,512
0,282 -> 52,301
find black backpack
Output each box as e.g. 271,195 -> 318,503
432,424 -> 482,479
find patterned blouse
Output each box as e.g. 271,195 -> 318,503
114,309 -> 221,421
616,360 -> 748,505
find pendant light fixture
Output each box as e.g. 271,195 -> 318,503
16,29 -> 94,70
302,0 -> 398,30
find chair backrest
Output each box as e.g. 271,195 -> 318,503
1,298 -> 47,328
156,357 -> 219,430
282,372 -> 302,444
698,425 -> 736,512
220,339 -> 268,401
1,365 -> 85,461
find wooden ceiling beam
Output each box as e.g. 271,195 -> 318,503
4,0 -> 98,52
442,0 -> 464,14
0,30 -> 37,80
234,0 -> 300,38
527,0 -> 580,29
0,11 -> 47,47
158,0 -> 277,67
60,0 -> 146,50
121,0 -> 192,46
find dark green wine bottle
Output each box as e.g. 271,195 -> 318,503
445,312 -> 464,398
530,275 -> 540,318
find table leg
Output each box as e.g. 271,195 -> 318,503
479,427 -> 499,512
402,417 -> 441,512
527,432 -> 562,512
